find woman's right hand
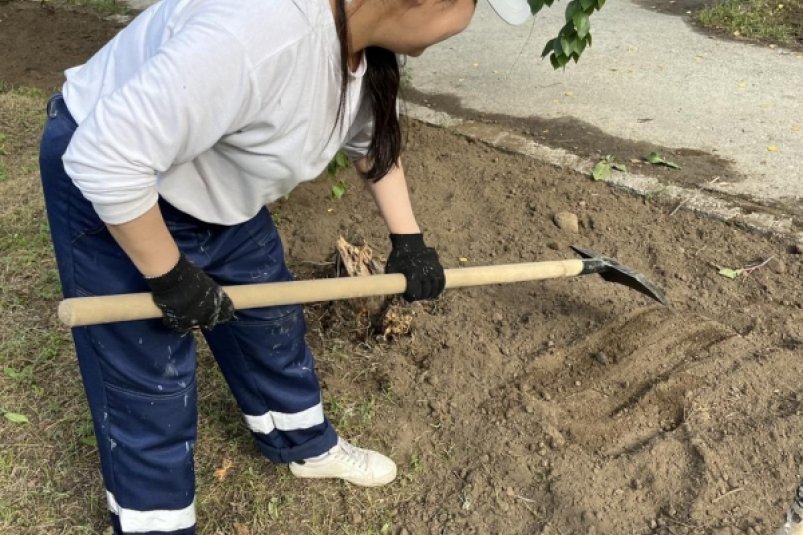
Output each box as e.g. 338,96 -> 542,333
145,254 -> 235,332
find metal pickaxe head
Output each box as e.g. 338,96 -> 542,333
571,245 -> 670,306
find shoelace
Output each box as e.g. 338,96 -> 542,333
333,440 -> 369,471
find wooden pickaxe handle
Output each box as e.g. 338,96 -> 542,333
58,259 -> 586,327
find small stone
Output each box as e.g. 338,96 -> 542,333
546,428 -> 566,449
547,241 -> 561,250
593,352 -> 610,365
649,519 -> 658,529
493,312 -> 504,323
506,486 -> 515,496
398,529 -> 411,535
769,257 -> 786,274
553,211 -> 580,233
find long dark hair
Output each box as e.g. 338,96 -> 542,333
333,0 -> 401,182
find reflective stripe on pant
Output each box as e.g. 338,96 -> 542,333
39,94 -> 337,535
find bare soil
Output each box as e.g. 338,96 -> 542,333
2,3 -> 802,534
0,1 -> 123,92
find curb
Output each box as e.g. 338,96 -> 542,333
402,101 -> 803,247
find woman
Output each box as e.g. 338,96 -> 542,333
38,0 -> 532,532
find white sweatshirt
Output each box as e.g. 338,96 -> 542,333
62,0 -> 373,225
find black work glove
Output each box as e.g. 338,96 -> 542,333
385,233 -> 446,302
145,254 -> 235,332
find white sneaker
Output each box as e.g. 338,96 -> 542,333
289,438 -> 397,487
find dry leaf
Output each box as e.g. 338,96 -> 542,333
233,523 -> 250,535
768,145 -> 779,152
214,459 -> 233,481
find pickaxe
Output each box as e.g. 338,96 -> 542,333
58,246 -> 668,327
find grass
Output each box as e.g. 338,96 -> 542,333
696,0 -> 803,46
0,87 -> 419,534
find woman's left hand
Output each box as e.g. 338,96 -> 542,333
384,233 -> 445,302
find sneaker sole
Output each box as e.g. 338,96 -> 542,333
290,465 -> 397,487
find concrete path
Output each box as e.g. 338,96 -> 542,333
407,0 -> 802,219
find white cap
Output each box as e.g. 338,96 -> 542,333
487,0 -> 533,25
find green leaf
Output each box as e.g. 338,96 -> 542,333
565,1 -> 580,22
718,268 -> 743,279
380,524 -> 392,535
268,497 -> 280,520
541,39 -> 555,58
550,54 -> 561,69
596,0 -> 606,8
528,0 -> 545,14
645,151 -> 681,169
592,160 -> 612,181
331,181 -> 347,200
80,435 -> 98,447
4,412 -> 29,424
327,150 -> 350,176
560,34 -> 575,56
553,37 -> 564,57
576,35 -> 588,55
573,11 -> 591,39
4,367 -> 22,380
580,0 -> 594,9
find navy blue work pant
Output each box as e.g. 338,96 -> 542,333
39,94 -> 337,534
